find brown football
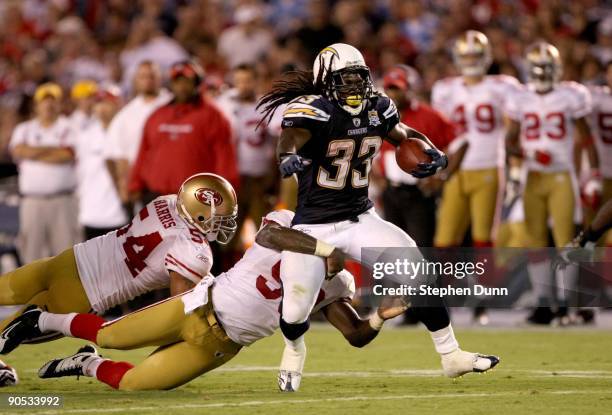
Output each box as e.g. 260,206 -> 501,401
395,138 -> 433,173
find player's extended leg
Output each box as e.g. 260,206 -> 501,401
277,250 -> 326,391
346,210 -> 499,377
39,336 -> 241,390
0,249 -> 90,332
467,169 -> 499,246
434,171 -> 470,247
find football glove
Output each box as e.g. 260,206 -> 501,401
581,170 -> 603,210
279,153 -> 312,178
411,149 -> 448,178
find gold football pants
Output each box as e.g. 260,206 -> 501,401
0,248 -> 90,332
95,295 -> 242,390
602,179 -> 612,245
434,168 -> 499,246
523,171 -> 575,247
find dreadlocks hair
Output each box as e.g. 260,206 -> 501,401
257,69 -> 325,128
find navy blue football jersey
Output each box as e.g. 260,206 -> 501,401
281,93 -> 400,224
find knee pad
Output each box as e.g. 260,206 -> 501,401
280,318 -> 310,341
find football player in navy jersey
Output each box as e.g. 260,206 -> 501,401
258,43 -> 499,392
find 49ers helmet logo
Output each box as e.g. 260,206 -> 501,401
195,188 -> 223,206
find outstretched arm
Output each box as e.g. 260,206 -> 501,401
256,222 -> 345,276
322,297 -> 408,347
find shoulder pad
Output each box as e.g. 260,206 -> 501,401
283,95 -> 330,122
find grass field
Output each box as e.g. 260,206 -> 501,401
2,325 -> 612,415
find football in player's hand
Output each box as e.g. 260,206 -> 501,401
396,138 -> 433,173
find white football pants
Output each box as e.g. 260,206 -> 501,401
280,208 -> 419,324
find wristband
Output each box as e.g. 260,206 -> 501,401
368,312 -> 384,331
314,240 -> 335,257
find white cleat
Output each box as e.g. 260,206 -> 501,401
38,345 -> 100,379
441,348 -> 500,378
278,340 -> 306,392
278,370 -> 302,392
0,359 -> 18,387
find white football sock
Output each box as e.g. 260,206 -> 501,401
38,312 -> 77,336
527,259 -> 552,305
280,335 -> 306,372
430,324 -> 459,355
83,356 -> 106,378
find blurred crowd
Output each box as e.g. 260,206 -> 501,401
0,0 -> 610,272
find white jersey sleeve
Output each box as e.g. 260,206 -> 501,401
567,82 -> 592,119
164,232 -> 213,283
312,270 -> 356,313
431,79 -> 454,117
260,209 -> 294,229
8,122 -> 26,149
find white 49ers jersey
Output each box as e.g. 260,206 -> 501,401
74,195 -> 212,314
216,90 -> 276,177
506,82 -> 592,173
211,209 -> 356,346
432,75 -> 520,169
589,85 -> 612,178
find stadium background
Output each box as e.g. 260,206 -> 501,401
0,0 -> 610,316
0,1 -> 611,414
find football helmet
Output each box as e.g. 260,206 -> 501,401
313,43 -> 374,115
525,41 -> 562,93
452,30 -> 492,77
176,173 -> 238,245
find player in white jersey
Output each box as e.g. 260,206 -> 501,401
589,62 -> 612,245
432,30 -> 520,248
216,64 -> 278,236
1,210 -> 408,390
0,173 -> 238,348
505,42 -> 599,324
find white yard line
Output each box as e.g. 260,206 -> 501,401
7,389 -> 612,415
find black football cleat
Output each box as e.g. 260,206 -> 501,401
39,345 -> 100,380
526,307 -> 555,325
0,305 -> 43,354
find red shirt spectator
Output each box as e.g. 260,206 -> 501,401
129,96 -> 238,196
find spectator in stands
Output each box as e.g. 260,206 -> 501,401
376,65 -> 459,247
128,61 -> 238,204
9,83 -> 80,263
75,84 -> 128,240
293,0 -> 343,60
105,61 -> 171,204
69,80 -> 98,132
120,16 -> 188,92
218,3 -> 273,68
217,64 -> 278,238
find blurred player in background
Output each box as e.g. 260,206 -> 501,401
5,210 -> 405,390
129,61 -> 238,205
506,42 -> 599,324
69,80 -> 98,132
589,61 -> 612,246
74,85 -> 128,240
105,61 -> 172,205
217,64 -> 278,243
377,64 -> 460,247
9,83 -> 80,264
259,43 -> 497,392
432,31 -> 520,249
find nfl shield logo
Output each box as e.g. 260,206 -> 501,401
352,118 -> 361,127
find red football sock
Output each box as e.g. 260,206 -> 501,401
69,314 -> 105,343
96,360 -> 134,389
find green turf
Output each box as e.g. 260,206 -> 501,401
2,325 -> 612,415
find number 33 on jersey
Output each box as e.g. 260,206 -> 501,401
282,93 -> 399,225
73,195 -> 213,314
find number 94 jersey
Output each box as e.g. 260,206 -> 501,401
282,94 -> 399,225
74,195 -> 213,314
